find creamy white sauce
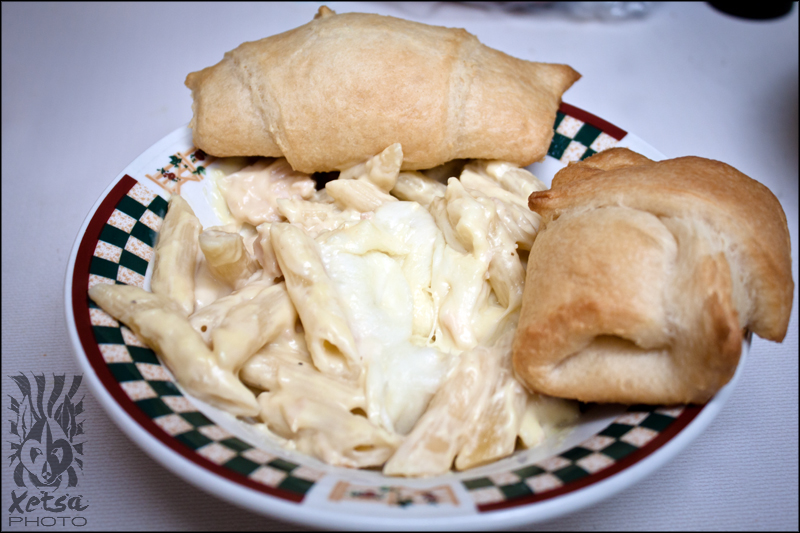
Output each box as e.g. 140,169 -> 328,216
319,202 -> 453,435
220,158 -> 316,226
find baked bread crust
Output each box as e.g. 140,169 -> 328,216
185,6 -> 580,173
512,148 -> 793,404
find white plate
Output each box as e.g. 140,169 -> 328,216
65,104 -> 748,530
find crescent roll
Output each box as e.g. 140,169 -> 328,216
512,148 -> 793,405
185,6 -> 580,173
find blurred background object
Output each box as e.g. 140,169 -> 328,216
460,2 -> 654,19
708,2 -> 795,20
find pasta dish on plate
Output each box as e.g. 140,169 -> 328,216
88,143 -> 579,476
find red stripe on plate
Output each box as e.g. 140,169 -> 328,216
72,176 -> 305,504
477,404 -> 704,512
559,102 -> 628,140
72,174 -> 137,336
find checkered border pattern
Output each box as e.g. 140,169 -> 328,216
83,177 -> 321,501
462,405 -> 687,509
86,182 -> 167,288
547,104 -> 626,163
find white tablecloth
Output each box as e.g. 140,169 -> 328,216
2,2 -> 797,530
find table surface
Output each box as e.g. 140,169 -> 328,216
2,2 -> 797,531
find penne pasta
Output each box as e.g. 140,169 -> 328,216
258,391 -> 399,469
464,160 -> 547,200
241,349 -> 313,390
199,228 -> 260,289
454,361 -> 527,470
270,222 -> 362,380
391,171 -> 446,208
212,282 -> 296,372
189,274 -> 273,345
150,195 -> 202,316
88,283 -> 259,416
253,222 -> 282,280
339,143 -> 403,192
382,345 -> 500,476
276,197 -> 361,237
325,179 -> 398,212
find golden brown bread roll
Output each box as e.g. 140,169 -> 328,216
185,6 -> 580,173
512,148 -> 793,404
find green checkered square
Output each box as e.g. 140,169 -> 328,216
499,482 -> 533,500
513,465 -> 546,479
176,429 -> 214,450
268,458 -> 299,473
93,325 -> 125,345
107,362 -> 143,382
90,256 -> 120,280
598,440 -> 638,461
561,446 -> 593,462
277,476 -> 314,495
130,221 -> 158,248
136,397 -> 173,418
115,195 -> 148,220
125,346 -> 160,364
219,437 -> 252,452
463,477 -> 494,490
147,195 -> 169,218
148,380 -> 181,397
547,132 -> 572,160
179,412 -> 214,427
600,422 -> 635,439
573,123 -> 602,147
223,456 -> 261,476
119,250 -> 149,276
99,224 -> 130,248
551,464 -> 589,484
640,412 -> 675,432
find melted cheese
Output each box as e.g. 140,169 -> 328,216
319,202 -> 453,435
